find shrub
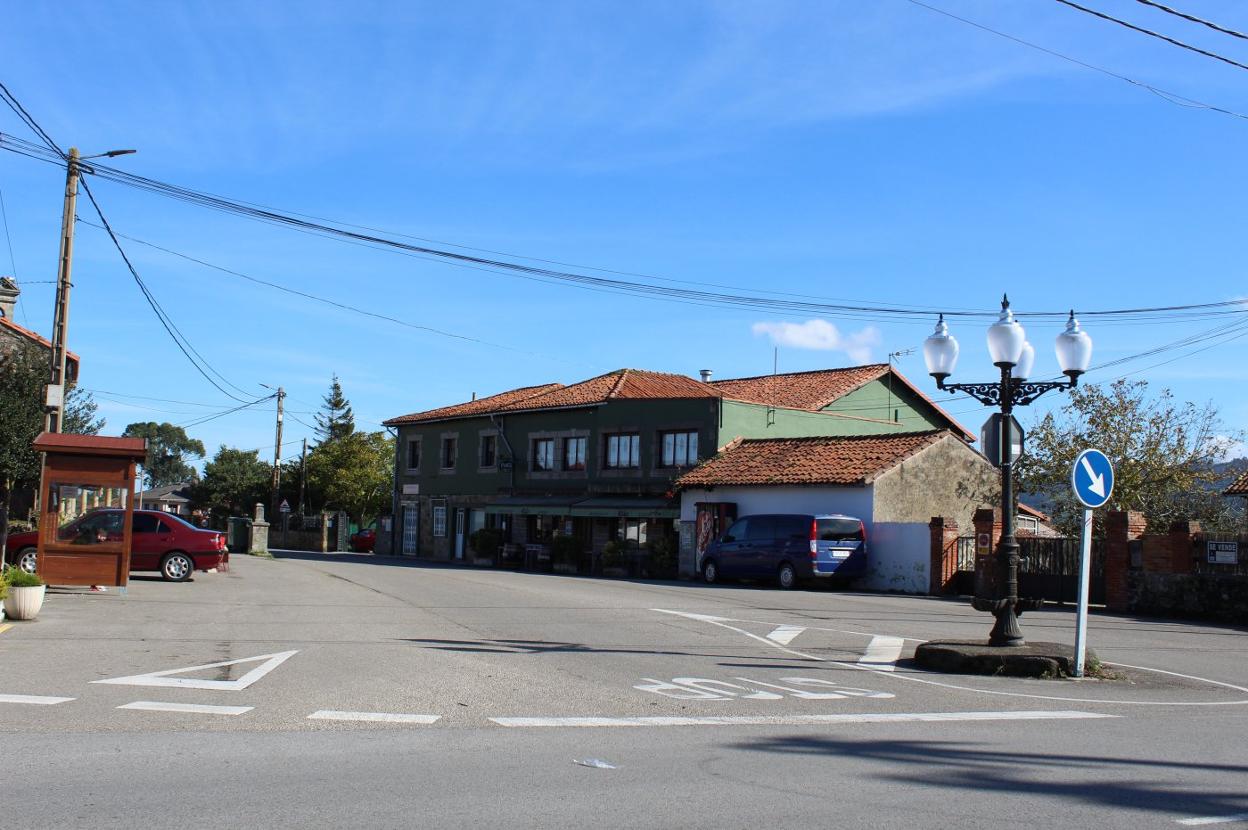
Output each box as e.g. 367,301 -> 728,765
469,527 -> 504,558
647,534 -> 678,575
550,535 -> 582,566
4,567 -> 44,588
600,540 -> 627,568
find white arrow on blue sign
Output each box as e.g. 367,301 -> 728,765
1071,449 -> 1114,509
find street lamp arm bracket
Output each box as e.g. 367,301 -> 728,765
938,379 -> 1073,408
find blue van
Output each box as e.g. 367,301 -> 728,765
700,513 -> 867,589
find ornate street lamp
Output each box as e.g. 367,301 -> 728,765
924,296 -> 1092,646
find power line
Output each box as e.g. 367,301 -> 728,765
179,394 -> 276,429
1134,0 -> 1248,40
1053,0 -> 1248,72
77,177 -> 265,404
903,0 -> 1248,121
0,182 -> 27,326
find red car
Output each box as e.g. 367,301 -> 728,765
4,509 -> 228,582
349,525 -> 376,553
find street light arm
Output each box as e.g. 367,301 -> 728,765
936,377 -> 1077,407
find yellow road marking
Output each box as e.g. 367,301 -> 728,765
0,624 -> 12,635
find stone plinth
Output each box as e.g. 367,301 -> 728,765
914,640 -> 1094,679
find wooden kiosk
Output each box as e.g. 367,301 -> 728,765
33,433 -> 147,588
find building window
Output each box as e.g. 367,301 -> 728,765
660,430 -> 699,467
532,438 -> 555,471
406,438 -> 421,471
440,437 -> 457,470
563,437 -> 586,471
432,501 -> 447,537
605,433 -> 640,469
480,434 -> 497,468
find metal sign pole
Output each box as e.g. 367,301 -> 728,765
1073,506 -> 1093,677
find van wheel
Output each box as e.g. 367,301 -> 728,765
702,559 -> 719,584
777,562 -> 797,590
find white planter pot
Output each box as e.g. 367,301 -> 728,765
3,585 -> 46,621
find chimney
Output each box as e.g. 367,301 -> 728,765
0,277 -> 17,321
471,392 -> 477,401
699,369 -> 713,383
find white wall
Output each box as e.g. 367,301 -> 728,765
679,486 -> 930,594
679,486 -> 873,524
861,522 -> 929,593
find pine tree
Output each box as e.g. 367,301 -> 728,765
314,374 -> 355,444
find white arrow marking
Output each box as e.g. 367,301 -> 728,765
858,636 -> 905,672
92,650 -> 298,691
766,625 -> 806,646
1081,456 -> 1106,498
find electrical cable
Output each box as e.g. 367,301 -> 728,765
1134,0 -> 1248,40
0,181 -> 27,326
77,177 -> 266,404
903,0 -> 1248,121
1053,0 -> 1248,72
179,394 -> 276,429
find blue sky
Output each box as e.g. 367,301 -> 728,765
1,0 -> 1246,464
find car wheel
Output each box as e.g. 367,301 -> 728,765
160,552 -> 194,582
17,547 -> 37,574
702,559 -> 719,584
777,562 -> 797,590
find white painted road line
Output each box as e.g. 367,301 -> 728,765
308,711 -> 441,724
93,650 -> 298,692
858,635 -> 906,672
1177,814 -> 1248,826
766,625 -> 806,646
490,710 -> 1117,728
0,693 -> 75,705
118,701 -> 253,716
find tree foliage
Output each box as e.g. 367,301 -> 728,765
63,385 -> 105,435
0,341 -> 44,550
122,421 -> 206,488
193,446 -> 271,518
314,374 -> 355,444
1018,379 -> 1241,533
305,430 -> 393,522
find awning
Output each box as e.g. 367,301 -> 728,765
567,497 -> 679,519
483,496 -> 576,516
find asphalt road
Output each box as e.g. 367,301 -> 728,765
2,552 -> 1246,829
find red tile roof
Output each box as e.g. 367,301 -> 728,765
499,369 -> 722,413
383,383 -> 564,426
1225,469 -> 1248,497
675,431 -> 949,489
0,317 -> 81,368
710,364 -> 889,410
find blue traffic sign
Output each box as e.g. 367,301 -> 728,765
1071,449 -> 1114,509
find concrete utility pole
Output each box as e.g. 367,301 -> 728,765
43,146 -> 135,433
298,437 -> 307,514
271,387 -> 285,519
44,148 -> 80,433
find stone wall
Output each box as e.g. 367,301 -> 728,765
1127,572 -> 1248,623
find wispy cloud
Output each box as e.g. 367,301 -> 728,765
751,319 -> 882,363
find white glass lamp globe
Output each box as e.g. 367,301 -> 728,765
923,314 -> 959,381
1014,341 -> 1035,381
1055,311 -> 1093,379
986,296 -> 1026,368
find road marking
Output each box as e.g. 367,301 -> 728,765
118,701 -> 253,716
0,693 -> 75,705
766,624 -> 806,646
635,676 -> 893,701
93,650 -> 298,691
0,624 -> 12,635
858,635 -> 905,672
307,711 -> 440,724
490,710 -> 1116,728
1176,814 -> 1248,826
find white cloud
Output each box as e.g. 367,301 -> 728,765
751,319 -> 882,363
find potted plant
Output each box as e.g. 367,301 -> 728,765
646,534 -> 679,580
550,535 -> 582,574
469,527 -> 504,567
600,540 -> 629,578
3,567 -> 46,621
0,571 -> 7,622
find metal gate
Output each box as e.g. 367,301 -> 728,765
955,535 -> 1105,605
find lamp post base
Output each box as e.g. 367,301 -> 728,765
988,605 -> 1024,647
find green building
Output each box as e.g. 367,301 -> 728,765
381,364 -> 971,568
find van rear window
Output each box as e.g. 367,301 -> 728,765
816,519 -> 863,542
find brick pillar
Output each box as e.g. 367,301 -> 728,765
1104,510 -> 1145,612
928,517 -> 960,595
1168,520 -> 1201,574
972,507 -> 1003,550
